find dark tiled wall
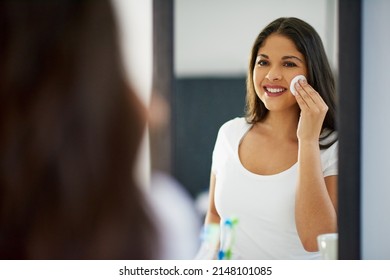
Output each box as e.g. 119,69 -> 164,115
173,77 -> 246,198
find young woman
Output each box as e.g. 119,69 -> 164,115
197,17 -> 338,259
0,1 -> 158,259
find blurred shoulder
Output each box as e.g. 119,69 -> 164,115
219,117 -> 250,135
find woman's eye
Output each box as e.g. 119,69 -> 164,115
257,60 -> 269,66
283,61 -> 297,67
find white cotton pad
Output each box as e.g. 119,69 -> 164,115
290,75 -> 307,95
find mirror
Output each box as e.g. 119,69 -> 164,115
153,0 -> 362,260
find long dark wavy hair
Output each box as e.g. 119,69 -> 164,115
0,1 -> 158,259
245,17 -> 337,148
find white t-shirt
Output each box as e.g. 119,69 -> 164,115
212,117 -> 338,260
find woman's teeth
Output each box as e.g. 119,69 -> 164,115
265,87 -> 285,93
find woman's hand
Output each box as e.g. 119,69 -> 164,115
294,79 -> 328,143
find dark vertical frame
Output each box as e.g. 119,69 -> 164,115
338,0 -> 362,259
151,0 -> 174,173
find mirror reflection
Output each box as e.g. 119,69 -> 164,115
173,0 -> 339,260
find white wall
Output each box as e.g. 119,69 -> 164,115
362,0 -> 390,259
175,0 -> 338,77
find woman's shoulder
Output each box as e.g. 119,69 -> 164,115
219,117 -> 250,134
215,117 -> 251,149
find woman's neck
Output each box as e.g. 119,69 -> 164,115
257,109 -> 300,141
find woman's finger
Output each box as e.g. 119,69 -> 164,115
295,80 -> 327,112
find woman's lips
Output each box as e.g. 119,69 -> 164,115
263,86 -> 287,97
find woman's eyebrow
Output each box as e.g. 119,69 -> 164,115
282,55 -> 304,62
257,54 -> 269,59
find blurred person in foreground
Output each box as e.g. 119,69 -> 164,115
0,0 -> 159,259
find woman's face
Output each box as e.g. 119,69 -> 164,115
253,33 -> 307,113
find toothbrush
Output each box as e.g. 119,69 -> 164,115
218,217 -> 239,260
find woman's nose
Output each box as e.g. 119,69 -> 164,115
265,66 -> 282,81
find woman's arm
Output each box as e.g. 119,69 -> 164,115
204,172 -> 221,225
194,172 -> 221,259
294,79 -> 338,252
295,142 -> 338,251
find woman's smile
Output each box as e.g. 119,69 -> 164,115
263,85 -> 287,97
